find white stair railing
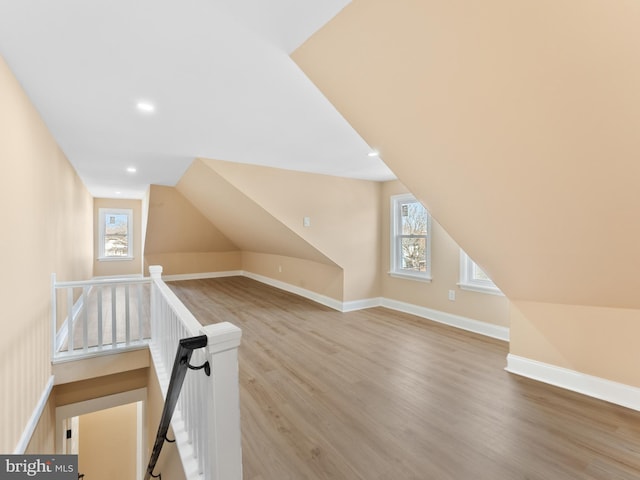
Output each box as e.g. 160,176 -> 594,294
51,274 -> 151,361
148,265 -> 243,480
50,266 -> 243,479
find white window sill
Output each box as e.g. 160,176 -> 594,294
458,282 -> 504,296
98,256 -> 135,262
389,271 -> 432,283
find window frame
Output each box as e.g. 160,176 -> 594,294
389,193 -> 432,282
98,208 -> 134,261
458,250 -> 503,295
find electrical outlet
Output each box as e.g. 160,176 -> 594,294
303,216 -> 311,227
278,265 -> 282,273
448,289 -> 456,301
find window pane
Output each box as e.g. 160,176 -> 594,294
400,202 -> 428,235
400,237 -> 427,272
472,263 -> 490,281
104,214 -> 129,257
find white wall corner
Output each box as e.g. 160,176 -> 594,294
506,354 -> 640,412
341,297 -> 382,312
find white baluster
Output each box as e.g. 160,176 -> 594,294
82,286 -> 89,352
97,287 -> 103,349
67,288 -> 74,352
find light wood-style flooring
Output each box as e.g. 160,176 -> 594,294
168,276 -> 640,480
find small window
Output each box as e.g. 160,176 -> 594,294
459,250 -> 502,295
390,194 -> 431,281
98,208 -> 133,261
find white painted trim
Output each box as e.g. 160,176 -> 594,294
52,341 -> 149,364
158,269 -> 509,341
342,297 -> 382,312
381,298 -> 510,341
92,273 -> 145,280
55,388 -> 147,454
54,290 -> 87,352
98,207 -> 134,260
458,282 -> 504,296
148,344 -> 203,480
389,193 -> 432,280
388,272 -> 432,283
161,270 -> 243,282
242,271 -> 344,311
506,354 -> 640,412
14,376 -> 55,454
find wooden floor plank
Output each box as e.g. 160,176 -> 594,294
168,276 -> 640,480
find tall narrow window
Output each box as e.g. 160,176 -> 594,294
390,194 -> 431,281
459,250 -> 502,295
98,208 -> 133,260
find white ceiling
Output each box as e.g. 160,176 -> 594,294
0,0 -> 395,199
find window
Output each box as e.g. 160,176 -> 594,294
390,194 -> 431,281
98,208 -> 133,260
459,250 -> 503,295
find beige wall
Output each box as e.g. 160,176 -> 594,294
178,159 -> 336,266
381,181 -> 509,327
94,198 -> 143,277
201,159 -> 382,301
140,185 -> 151,273
293,0 -> 640,386
144,184 -> 240,275
145,252 -> 242,276
178,158 -> 381,301
242,251 -> 344,300
79,403 -> 138,480
0,55 -> 94,452
25,395 -> 56,454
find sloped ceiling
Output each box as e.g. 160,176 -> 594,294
0,0 -> 394,199
176,159 -> 338,267
145,185 -> 238,254
293,0 -> 640,309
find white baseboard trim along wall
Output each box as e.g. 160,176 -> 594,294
380,298 -> 510,341
506,354 -> 640,412
14,376 -> 55,454
162,270 -> 510,342
159,270 -> 640,411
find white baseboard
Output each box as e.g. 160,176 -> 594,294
161,270 -> 243,282
381,298 -> 510,341
14,376 -> 55,454
159,270 -> 509,341
242,271 -> 344,311
342,297 -> 383,312
506,354 -> 640,412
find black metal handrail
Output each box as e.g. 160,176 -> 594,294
145,335 -> 211,480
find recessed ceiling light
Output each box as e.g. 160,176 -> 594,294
127,167 -> 137,173
136,101 -> 155,113
115,191 -> 121,195
368,150 -> 379,157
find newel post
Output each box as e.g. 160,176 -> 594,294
200,321 -> 243,480
148,265 -> 163,279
